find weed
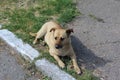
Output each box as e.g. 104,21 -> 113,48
89,14 -> 105,23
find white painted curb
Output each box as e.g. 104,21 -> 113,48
35,59 -> 76,80
0,29 -> 39,61
0,29 -> 76,80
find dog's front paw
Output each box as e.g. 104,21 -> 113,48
74,66 -> 82,75
33,41 -> 36,44
58,61 -> 65,68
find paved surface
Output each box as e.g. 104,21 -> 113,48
0,40 -> 40,80
68,0 -> 120,80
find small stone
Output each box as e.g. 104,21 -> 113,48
10,50 -> 15,55
32,72 -> 35,75
93,69 -> 102,77
100,77 -> 105,80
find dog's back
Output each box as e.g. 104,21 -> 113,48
32,21 -> 62,44
36,21 -> 61,38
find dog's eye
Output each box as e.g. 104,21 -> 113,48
60,37 -> 64,41
55,37 -> 57,40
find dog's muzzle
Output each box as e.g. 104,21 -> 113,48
55,44 -> 63,49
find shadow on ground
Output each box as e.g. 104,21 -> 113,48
71,36 -> 111,70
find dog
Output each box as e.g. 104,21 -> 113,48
30,21 -> 82,74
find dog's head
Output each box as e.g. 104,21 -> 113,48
50,28 -> 73,49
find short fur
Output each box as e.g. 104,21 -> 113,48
30,21 -> 82,74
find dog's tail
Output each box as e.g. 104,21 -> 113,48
29,32 -> 37,37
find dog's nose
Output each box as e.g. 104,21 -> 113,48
55,45 -> 63,49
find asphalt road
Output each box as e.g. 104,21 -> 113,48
0,40 -> 40,80
68,0 -> 120,80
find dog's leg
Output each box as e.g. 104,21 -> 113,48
29,32 -> 38,44
49,50 -> 65,68
53,55 -> 65,68
70,53 -> 82,75
33,32 -> 44,44
33,37 -> 38,44
33,24 -> 48,44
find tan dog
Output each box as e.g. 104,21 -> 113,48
30,21 -> 82,74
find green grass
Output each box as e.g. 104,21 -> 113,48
1,0 -> 80,44
1,0 -> 98,80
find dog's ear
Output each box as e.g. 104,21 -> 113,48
50,28 -> 56,32
66,28 -> 74,37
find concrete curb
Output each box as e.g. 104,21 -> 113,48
0,29 -> 39,61
0,29 -> 76,80
35,59 -> 75,80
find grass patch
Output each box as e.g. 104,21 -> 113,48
1,0 -> 98,80
1,0 -> 80,43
